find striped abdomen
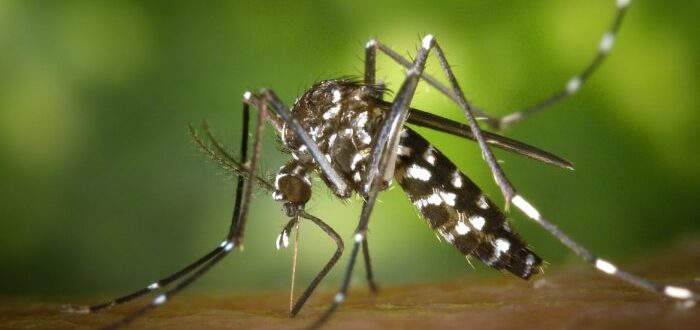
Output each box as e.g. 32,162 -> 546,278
395,127 -> 542,279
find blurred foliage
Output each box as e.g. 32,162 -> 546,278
0,0 -> 699,298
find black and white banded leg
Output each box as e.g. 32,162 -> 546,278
309,26 -> 697,328
70,91 -> 268,329
365,0 -> 632,131
409,31 -> 700,308
510,194 -> 699,304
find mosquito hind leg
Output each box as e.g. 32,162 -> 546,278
510,195 -> 699,303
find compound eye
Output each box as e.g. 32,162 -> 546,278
277,175 -> 311,204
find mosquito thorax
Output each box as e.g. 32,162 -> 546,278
280,79 -> 387,196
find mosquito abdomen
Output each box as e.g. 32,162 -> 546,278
394,127 -> 542,279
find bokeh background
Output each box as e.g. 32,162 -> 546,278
1,0 -> 699,299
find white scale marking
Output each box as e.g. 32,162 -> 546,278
350,153 -> 364,171
356,112 -> 368,127
566,76 -> 582,94
322,104 -> 341,120
495,238 -> 511,253
486,238 -> 511,265
357,129 -> 372,145
523,254 -> 536,276
595,259 -> 618,274
617,0 -> 631,9
397,144 -> 412,156
153,294 -> 167,305
422,34 -> 434,49
354,232 -> 364,242
426,193 -> 442,206
476,195 -> 489,209
664,286 -> 693,300
455,220 -> 471,235
439,191 -> 457,207
309,125 -> 323,139
469,215 -> 486,231
332,89 -> 342,103
423,147 -> 436,165
451,171 -> 462,188
406,164 -> 431,181
512,195 -> 541,221
599,32 -> 615,53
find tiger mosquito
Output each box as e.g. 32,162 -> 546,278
66,0 -> 699,329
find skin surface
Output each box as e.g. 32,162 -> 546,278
2,239 -> 699,330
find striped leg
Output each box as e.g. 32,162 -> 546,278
511,195 -> 699,303
364,0 -> 632,131
66,92 -> 268,329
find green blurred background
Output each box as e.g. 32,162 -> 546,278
1,0 -> 699,299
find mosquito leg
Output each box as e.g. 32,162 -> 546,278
497,0 -> 630,129
370,0 -> 631,130
94,92 -> 268,329
228,95 -> 251,238
510,195 -> 699,303
364,39 -> 377,86
63,246 -> 224,314
359,40 -> 384,294
103,241 -> 235,330
64,93 -> 261,315
421,38 -> 686,303
367,38 -> 491,121
429,38 -> 518,206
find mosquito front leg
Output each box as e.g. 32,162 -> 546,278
70,92 -> 268,330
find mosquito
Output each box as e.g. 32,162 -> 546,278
65,0 -> 698,328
